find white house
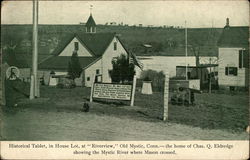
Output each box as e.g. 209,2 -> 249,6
39,14 -> 135,87
217,18 -> 249,90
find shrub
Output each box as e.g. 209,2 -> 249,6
140,69 -> 165,92
67,50 -> 82,80
109,54 -> 135,83
57,77 -> 76,89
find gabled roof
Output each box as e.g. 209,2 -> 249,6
37,32 -> 120,70
52,33 -> 116,57
3,48 -> 51,68
39,56 -> 99,70
217,26 -> 249,48
85,14 -> 96,27
77,33 -> 116,56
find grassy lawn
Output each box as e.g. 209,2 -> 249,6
135,91 -> 249,132
1,80 -> 249,140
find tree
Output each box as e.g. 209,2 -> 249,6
109,54 -> 135,83
188,31 -> 205,78
67,51 -> 82,80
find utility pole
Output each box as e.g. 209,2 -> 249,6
185,21 -> 188,80
209,58 -> 212,94
30,0 -> 39,99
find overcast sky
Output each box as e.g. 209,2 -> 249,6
1,0 -> 249,28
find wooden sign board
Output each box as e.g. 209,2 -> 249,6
90,75 -> 137,106
93,83 -> 132,100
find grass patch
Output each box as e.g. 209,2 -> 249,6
3,80 -> 249,133
135,91 -> 248,132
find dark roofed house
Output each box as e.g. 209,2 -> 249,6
217,18 -> 249,90
38,14 -> 139,87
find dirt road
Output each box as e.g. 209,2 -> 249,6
2,108 -> 248,141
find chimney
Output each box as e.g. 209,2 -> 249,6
226,18 -> 230,27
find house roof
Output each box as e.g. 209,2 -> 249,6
85,14 -> 96,27
52,33 -> 116,57
143,44 -> 152,48
217,26 -> 249,48
76,33 -> 116,56
39,56 -> 99,70
3,49 -> 51,68
6,32 -> 118,70
176,64 -> 218,68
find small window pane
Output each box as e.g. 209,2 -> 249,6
114,42 -> 117,50
87,77 -> 90,81
96,69 -> 100,74
226,67 -> 237,76
74,42 -> 79,51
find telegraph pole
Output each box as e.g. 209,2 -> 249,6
30,0 -> 39,99
185,21 -> 188,80
209,58 -> 212,93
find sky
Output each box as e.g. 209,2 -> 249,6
1,0 -> 249,28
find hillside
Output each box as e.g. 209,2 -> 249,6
1,24 -> 223,59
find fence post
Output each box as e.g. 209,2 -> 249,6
163,73 -> 169,121
36,77 -> 40,98
1,63 -> 8,106
130,75 -> 137,106
89,73 -> 96,102
29,75 -> 34,99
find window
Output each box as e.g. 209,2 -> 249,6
91,27 -> 96,33
87,77 -> 90,81
225,67 -> 237,76
86,27 -> 91,33
96,69 -> 100,75
239,49 -> 249,68
187,72 -> 191,79
114,42 -> 117,50
74,42 -> 79,51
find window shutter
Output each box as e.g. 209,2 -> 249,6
225,67 -> 228,75
234,68 -> 238,76
239,50 -> 242,68
243,50 -> 249,68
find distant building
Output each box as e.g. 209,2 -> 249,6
109,22 -> 117,26
141,44 -> 153,55
217,18 -> 249,90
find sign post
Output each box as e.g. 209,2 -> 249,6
130,75 -> 136,106
89,73 -> 96,102
30,75 -> 35,99
163,73 -> 169,121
